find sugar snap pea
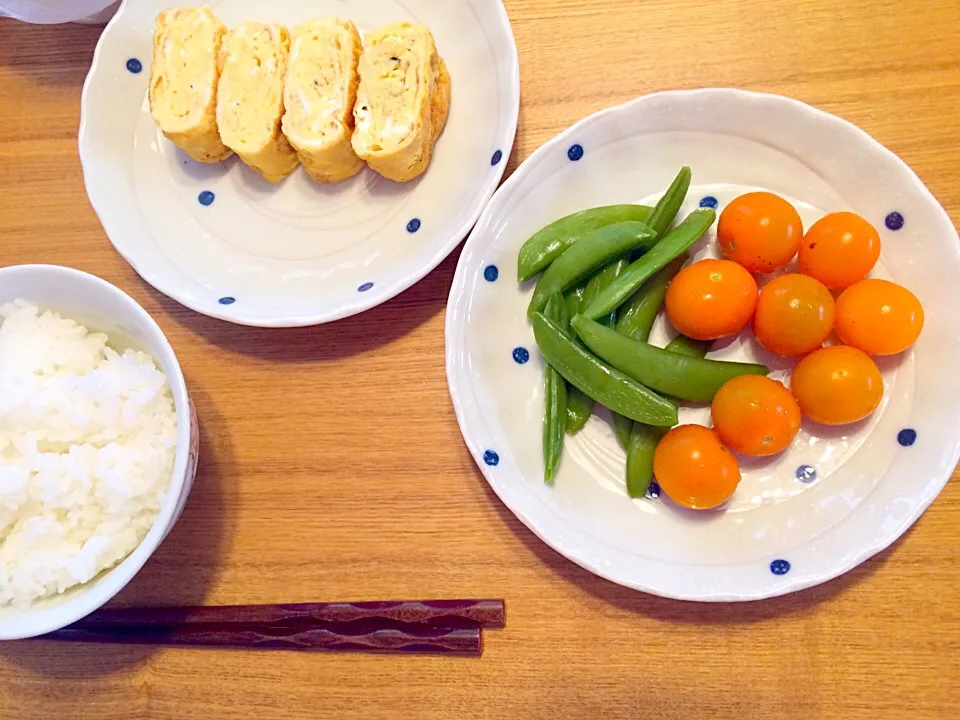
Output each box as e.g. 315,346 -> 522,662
564,285 -> 595,433
532,313 -> 678,427
542,294 -> 568,484
571,315 -> 768,402
528,222 -> 656,316
570,257 -> 638,437
644,167 -> 692,237
584,258 -> 629,327
582,208 -> 716,321
566,387 -> 594,433
564,285 -> 585,319
614,255 -> 687,341
625,335 -> 710,498
612,411 -> 634,450
625,425 -> 666,499
562,286 -> 595,433
663,334 -> 711,358
517,205 -> 653,282
578,270 -> 602,319
610,256 -> 690,449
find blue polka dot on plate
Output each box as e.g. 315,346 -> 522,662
406,218 -> 421,233
699,195 -> 719,209
483,450 -> 500,467
126,58 -> 142,74
897,428 -> 917,447
484,265 -> 499,282
646,481 -> 661,500
198,190 -> 215,206
885,211 -> 904,231
567,144 -> 584,162
358,282 -> 374,293
491,150 -> 503,166
770,559 -> 791,576
218,296 -> 236,306
795,464 -> 817,483
512,347 -> 530,364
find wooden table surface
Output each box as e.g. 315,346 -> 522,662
1,1 -> 959,718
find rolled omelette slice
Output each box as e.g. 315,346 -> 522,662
216,23 -> 299,183
281,18 -> 364,183
352,23 -> 451,183
149,7 -> 232,163
432,58 -> 452,144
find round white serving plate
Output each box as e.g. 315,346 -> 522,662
79,0 -> 519,326
446,88 -> 960,601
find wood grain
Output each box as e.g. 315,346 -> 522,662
1,1 -> 959,718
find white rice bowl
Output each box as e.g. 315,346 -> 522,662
0,301 -> 176,607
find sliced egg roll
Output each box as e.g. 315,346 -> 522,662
352,22 -> 451,182
281,18 -> 364,183
216,23 -> 299,183
432,58 -> 452,145
149,7 -> 232,163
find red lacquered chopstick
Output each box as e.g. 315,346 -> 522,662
43,600 -> 504,655
46,621 -> 482,655
71,599 -> 506,630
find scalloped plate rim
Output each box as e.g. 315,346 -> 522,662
78,0 -> 520,327
445,87 -> 960,601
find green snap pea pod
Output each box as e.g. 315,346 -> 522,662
542,294 -> 569,484
517,205 -> 653,282
664,334 -> 711,358
612,411 -> 634,450
566,387 -> 594,433
564,285 -> 585,319
625,425 -> 666,499
625,335 -> 710,498
578,270 -> 601,317
532,313 -> 678,427
563,285 -> 596,433
569,261 -> 633,434
528,222 -> 656,316
610,256 -> 689,449
582,208 -> 716,321
644,167 -> 692,238
562,285 -> 595,433
614,255 -> 688,341
572,255 -> 668,433
571,315 -> 768,403
584,258 -> 629,327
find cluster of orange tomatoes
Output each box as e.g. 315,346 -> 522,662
652,192 -> 924,510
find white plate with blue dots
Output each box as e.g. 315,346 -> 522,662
79,0 -> 519,326
446,88 -> 960,601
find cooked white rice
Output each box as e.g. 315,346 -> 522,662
0,301 -> 176,607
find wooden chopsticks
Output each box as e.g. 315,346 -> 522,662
44,600 -> 505,655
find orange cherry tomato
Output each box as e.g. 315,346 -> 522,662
653,425 -> 741,509
753,273 -> 836,357
665,259 -> 758,340
790,345 -> 883,425
835,278 -> 924,355
798,212 -> 881,289
717,192 -> 803,274
711,376 -> 801,456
